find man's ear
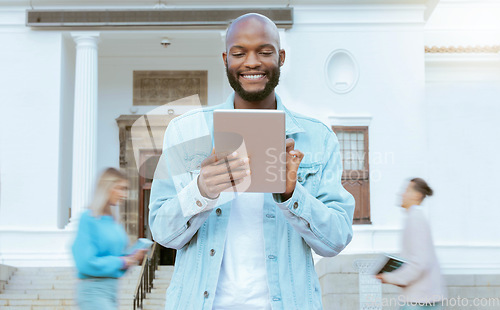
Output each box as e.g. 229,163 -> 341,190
222,52 -> 228,67
278,49 -> 286,67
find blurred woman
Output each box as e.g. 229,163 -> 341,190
72,168 -> 147,310
376,178 -> 446,309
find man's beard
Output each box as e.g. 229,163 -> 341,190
225,65 -> 281,102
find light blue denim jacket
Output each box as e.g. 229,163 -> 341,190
149,93 -> 355,310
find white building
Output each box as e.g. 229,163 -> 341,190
0,0 -> 499,280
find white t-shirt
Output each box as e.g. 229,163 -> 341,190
212,192 -> 272,310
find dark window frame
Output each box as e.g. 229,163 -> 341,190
332,126 -> 371,225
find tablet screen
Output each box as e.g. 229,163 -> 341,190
214,109 -> 286,193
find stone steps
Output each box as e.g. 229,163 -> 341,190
141,265 -> 174,310
0,265 -> 174,310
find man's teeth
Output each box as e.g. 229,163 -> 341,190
242,74 -> 264,79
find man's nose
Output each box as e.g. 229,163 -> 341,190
244,52 -> 261,68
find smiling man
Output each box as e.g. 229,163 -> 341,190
223,15 -> 283,107
149,13 -> 355,310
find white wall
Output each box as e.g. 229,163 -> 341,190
57,34 -> 75,228
425,73 -> 500,273
0,29 -> 63,229
422,0 -> 500,274
427,80 -> 500,246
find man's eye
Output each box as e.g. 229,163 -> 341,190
260,51 -> 273,56
232,53 -> 244,57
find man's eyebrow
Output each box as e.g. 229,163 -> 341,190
229,45 -> 245,50
259,44 -> 276,50
229,44 -> 277,50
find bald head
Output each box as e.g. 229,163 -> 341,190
222,13 -> 285,105
225,13 -> 281,51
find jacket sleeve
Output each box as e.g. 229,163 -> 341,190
382,212 -> 432,287
71,215 -> 126,278
148,120 -> 218,250
274,129 -> 355,257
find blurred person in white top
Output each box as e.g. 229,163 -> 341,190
376,178 -> 447,310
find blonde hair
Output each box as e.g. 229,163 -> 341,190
88,168 -> 127,219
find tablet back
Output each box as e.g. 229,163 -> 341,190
214,109 -> 286,193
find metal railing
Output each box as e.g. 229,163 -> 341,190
133,242 -> 160,310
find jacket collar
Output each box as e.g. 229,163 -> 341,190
220,92 -> 306,135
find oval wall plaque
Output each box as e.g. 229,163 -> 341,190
325,49 -> 359,94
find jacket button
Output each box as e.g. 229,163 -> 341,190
210,249 -> 216,256
293,202 -> 299,209
268,255 -> 276,260
196,200 -> 203,207
297,176 -> 303,182
216,208 -> 222,216
204,291 -> 209,298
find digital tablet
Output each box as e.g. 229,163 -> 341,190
213,109 -> 286,193
373,254 -> 406,275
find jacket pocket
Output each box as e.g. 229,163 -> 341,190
297,163 -> 322,195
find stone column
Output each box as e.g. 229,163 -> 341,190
219,30 -> 232,97
67,32 -> 100,228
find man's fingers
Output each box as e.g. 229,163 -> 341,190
201,154 -> 218,167
213,177 -> 246,193
214,151 -> 235,162
286,138 -> 303,165
199,150 -> 248,198
290,149 -> 304,161
285,138 -> 295,152
209,168 -> 250,186
288,149 -> 304,167
200,155 -> 248,182
201,151 -> 234,167
209,156 -> 249,176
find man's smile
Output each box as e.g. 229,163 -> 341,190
240,72 -> 266,81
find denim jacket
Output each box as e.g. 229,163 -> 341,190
149,93 -> 355,310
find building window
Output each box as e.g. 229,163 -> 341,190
332,126 -> 371,224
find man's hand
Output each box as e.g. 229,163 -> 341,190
280,138 -> 304,201
198,150 -> 250,199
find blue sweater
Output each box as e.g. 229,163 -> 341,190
72,210 -> 129,279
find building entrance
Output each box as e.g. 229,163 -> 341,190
116,114 -> 178,265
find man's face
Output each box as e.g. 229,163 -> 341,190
223,19 -> 284,102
